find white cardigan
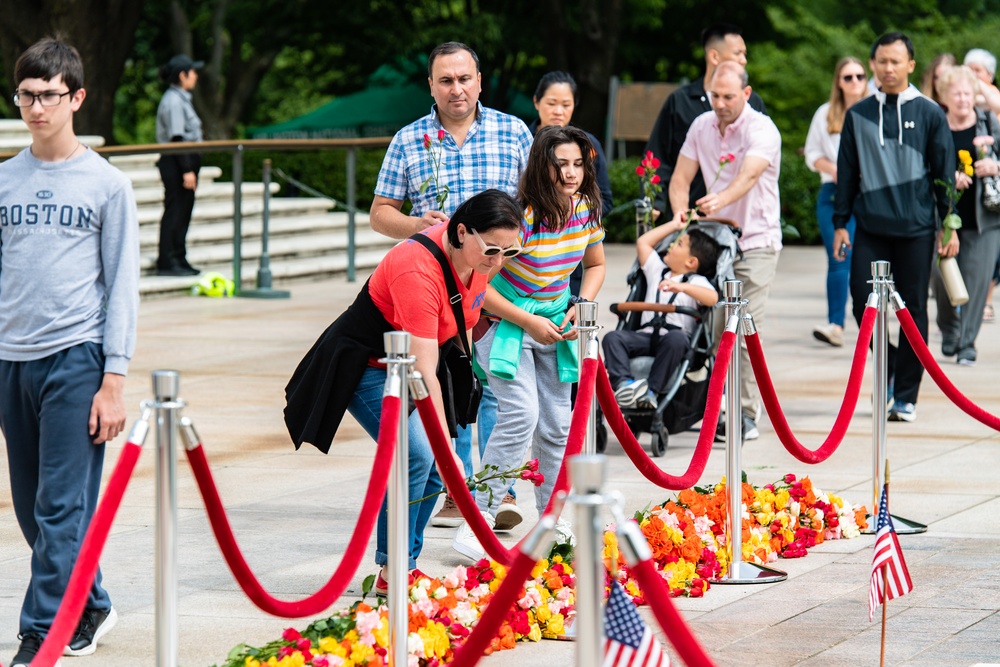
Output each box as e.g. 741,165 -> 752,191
804,102 -> 841,185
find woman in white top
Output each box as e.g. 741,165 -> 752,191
804,57 -> 869,347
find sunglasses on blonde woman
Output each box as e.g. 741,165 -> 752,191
841,73 -> 866,82
470,228 -> 522,258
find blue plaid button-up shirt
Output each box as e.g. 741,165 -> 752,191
374,103 -> 533,217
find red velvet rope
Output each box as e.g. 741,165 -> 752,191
32,440 -> 143,667
448,549 -> 539,667
745,305 -> 877,464
416,356 -> 598,565
595,331 -> 735,490
630,558 -> 717,667
895,307 -> 1000,429
184,394 -> 400,618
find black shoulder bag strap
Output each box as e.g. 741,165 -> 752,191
409,233 -> 472,356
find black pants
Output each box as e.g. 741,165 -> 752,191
156,154 -> 201,269
602,328 -> 690,395
849,226 -> 935,405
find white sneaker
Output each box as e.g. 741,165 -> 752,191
554,517 -> 576,546
452,512 -> 493,562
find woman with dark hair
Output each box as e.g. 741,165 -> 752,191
155,54 -> 204,276
284,189 -> 524,594
804,56 -> 869,347
452,125 -> 606,560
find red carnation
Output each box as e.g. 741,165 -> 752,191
438,128 -> 446,141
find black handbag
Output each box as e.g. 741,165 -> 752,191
410,233 -> 483,437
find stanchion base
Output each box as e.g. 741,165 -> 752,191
861,513 -> 927,535
710,561 -> 787,585
238,288 -> 291,299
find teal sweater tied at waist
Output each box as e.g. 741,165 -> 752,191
487,275 -> 579,383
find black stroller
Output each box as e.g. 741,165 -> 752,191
595,220 -> 741,456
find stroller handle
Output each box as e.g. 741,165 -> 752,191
610,302 -> 703,319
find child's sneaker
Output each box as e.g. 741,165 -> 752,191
636,390 -> 658,409
614,378 -> 648,408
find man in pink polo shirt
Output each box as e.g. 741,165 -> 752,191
667,61 -> 782,441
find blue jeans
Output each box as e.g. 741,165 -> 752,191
347,366 -> 442,570
817,182 -> 856,327
454,383 -> 498,477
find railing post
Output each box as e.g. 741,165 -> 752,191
346,147 -> 357,283
570,455 -> 608,667
240,158 -> 290,299
153,370 -> 183,667
232,144 -> 245,294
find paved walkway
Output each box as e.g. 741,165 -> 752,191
1,245 -> 998,666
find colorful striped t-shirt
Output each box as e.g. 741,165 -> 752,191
496,194 -> 605,300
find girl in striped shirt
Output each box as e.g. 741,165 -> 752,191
453,125 -> 606,559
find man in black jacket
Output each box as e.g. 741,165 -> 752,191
644,23 -> 767,218
833,32 -> 956,423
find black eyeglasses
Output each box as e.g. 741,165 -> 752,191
12,90 -> 72,107
841,74 -> 867,83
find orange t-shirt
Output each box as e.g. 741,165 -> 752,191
368,223 -> 488,344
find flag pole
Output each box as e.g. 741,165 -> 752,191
879,460 -> 891,667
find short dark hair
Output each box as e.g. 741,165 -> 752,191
533,71 -> 578,104
14,37 -> 84,92
702,23 -> 743,50
447,189 -> 523,248
686,229 -> 721,281
428,42 -> 480,79
871,32 -> 914,60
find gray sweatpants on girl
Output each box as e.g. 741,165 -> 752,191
474,322 -> 571,516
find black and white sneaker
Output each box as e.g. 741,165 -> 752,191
12,632 -> 61,667
64,606 -> 117,657
614,378 -> 648,408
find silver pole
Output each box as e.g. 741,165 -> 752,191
570,455 -> 607,667
347,147 -> 357,283
711,283 -> 786,584
575,301 -> 600,456
153,370 -> 182,667
382,331 -> 413,667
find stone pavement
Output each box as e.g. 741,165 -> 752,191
1,245 -> 998,667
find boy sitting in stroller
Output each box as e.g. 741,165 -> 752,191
604,220 -> 720,408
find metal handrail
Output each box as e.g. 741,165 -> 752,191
0,137 -> 392,290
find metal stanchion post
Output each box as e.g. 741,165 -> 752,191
711,282 -> 786,584
569,455 -> 608,667
381,331 -> 414,667
232,144 -> 244,294
865,262 -> 926,534
575,301 -> 600,456
152,370 -> 183,667
240,158 -> 290,299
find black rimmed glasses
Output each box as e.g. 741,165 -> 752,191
841,73 -> 867,83
470,228 -> 522,258
12,90 -> 72,107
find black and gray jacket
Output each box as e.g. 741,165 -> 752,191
834,83 -> 956,238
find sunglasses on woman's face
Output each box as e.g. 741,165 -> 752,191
470,228 -> 522,258
841,73 -> 867,82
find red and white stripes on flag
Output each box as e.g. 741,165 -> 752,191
603,581 -> 668,667
868,483 -> 914,621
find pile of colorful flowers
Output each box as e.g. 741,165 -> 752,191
213,554 -> 575,667
603,474 -> 868,599
214,474 -> 866,666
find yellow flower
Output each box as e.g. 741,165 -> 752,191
536,605 -> 552,623
318,637 -> 340,655
418,621 -> 451,659
245,658 -> 261,667
531,558 -> 550,579
527,623 -> 543,642
545,612 -> 565,636
959,149 -> 973,165
349,640 -> 375,663
373,618 -> 389,648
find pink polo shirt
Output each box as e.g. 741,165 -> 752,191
680,104 -> 782,251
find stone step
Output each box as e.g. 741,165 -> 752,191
0,120 -> 105,150
139,248 -> 390,297
120,165 -> 225,189
131,179 -> 273,208
138,211 -> 368,249
136,195 -> 334,226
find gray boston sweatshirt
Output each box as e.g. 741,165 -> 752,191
0,147 -> 140,375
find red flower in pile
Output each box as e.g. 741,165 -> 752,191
770,520 -> 782,535
783,473 -> 796,484
282,628 -> 301,642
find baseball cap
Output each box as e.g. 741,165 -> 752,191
167,54 -> 204,76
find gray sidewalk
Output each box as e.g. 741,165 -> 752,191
1,245 -> 998,666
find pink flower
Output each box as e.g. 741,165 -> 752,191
650,174 -> 661,184
635,165 -> 645,176
438,128 -> 446,141
720,153 -> 735,164
783,473 -> 796,484
282,628 -> 302,642
423,133 -> 432,149
526,459 -> 539,472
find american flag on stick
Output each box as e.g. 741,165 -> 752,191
603,580 -> 668,667
868,480 -> 913,622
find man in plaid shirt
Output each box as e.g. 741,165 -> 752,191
370,41 -> 532,238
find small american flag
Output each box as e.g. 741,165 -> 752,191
868,483 -> 913,621
603,581 -> 668,667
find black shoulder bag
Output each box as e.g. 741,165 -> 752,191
410,233 -> 483,437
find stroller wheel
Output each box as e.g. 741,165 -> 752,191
596,421 -> 607,453
649,423 -> 669,457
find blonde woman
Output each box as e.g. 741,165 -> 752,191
920,52 -> 956,106
804,57 -> 870,346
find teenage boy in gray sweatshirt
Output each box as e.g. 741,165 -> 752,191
0,38 -> 139,667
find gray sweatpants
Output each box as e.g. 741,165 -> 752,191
474,322 -> 571,516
